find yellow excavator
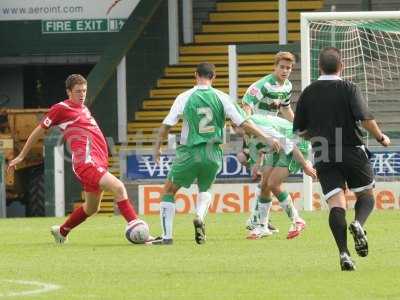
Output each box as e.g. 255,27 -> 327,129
0,108 -> 48,216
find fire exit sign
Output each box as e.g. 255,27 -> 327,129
42,19 -> 125,33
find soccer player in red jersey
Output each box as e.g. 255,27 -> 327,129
8,74 -> 145,244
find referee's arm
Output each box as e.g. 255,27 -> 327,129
292,92 -> 309,138
362,120 -> 390,146
350,84 -> 390,147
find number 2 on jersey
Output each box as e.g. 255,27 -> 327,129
197,107 -> 215,133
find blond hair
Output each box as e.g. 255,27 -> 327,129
274,51 -> 296,65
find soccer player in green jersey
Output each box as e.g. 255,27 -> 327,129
242,52 -> 295,121
241,52 -> 297,232
150,63 -> 282,245
234,108 -> 316,239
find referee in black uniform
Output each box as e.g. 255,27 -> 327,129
293,47 -> 390,271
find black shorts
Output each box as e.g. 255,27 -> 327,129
315,146 -> 374,200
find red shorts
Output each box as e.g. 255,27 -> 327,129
73,163 -> 108,193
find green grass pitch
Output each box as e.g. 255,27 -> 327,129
0,210 -> 399,299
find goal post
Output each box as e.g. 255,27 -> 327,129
300,11 -> 400,210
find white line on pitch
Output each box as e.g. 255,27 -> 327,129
0,280 -> 61,297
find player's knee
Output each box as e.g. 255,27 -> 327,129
236,152 -> 248,166
355,188 -> 374,201
267,178 -> 280,193
270,186 -> 282,197
112,180 -> 127,198
355,188 -> 373,198
88,207 -> 100,216
327,190 -> 346,208
260,183 -> 270,196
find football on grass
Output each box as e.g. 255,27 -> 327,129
125,220 -> 149,244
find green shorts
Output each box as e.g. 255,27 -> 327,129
167,143 -> 223,192
264,150 -> 308,174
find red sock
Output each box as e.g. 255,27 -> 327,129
117,199 -> 138,223
60,206 -> 88,236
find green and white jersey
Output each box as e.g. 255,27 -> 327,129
242,74 -> 292,116
163,85 -> 246,147
245,114 -> 309,159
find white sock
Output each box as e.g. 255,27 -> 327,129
255,184 -> 261,197
196,192 -> 212,222
279,194 -> 299,222
249,185 -> 261,223
259,202 -> 272,226
160,202 -> 175,239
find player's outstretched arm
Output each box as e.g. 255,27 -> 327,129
154,124 -> 171,164
7,125 -> 46,172
240,120 -> 281,153
251,151 -> 265,181
291,146 -> 316,179
361,119 -> 391,147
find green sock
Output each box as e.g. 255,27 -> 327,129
162,194 -> 175,203
258,195 -> 272,203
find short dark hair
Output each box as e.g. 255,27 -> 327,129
66,74 -> 87,90
319,47 -> 342,74
196,62 -> 216,79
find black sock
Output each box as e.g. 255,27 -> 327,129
329,207 -> 349,254
355,192 -> 375,226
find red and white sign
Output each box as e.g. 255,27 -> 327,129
138,182 -> 400,215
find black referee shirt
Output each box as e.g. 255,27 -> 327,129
293,75 -> 374,147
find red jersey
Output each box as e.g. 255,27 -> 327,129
41,99 -> 109,171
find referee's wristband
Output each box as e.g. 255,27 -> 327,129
376,135 -> 385,143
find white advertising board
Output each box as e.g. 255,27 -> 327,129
0,0 -> 140,21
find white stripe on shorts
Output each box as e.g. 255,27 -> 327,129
324,188 -> 343,201
350,181 -> 375,193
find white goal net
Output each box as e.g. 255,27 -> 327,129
301,12 -> 400,93
301,12 -> 400,210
